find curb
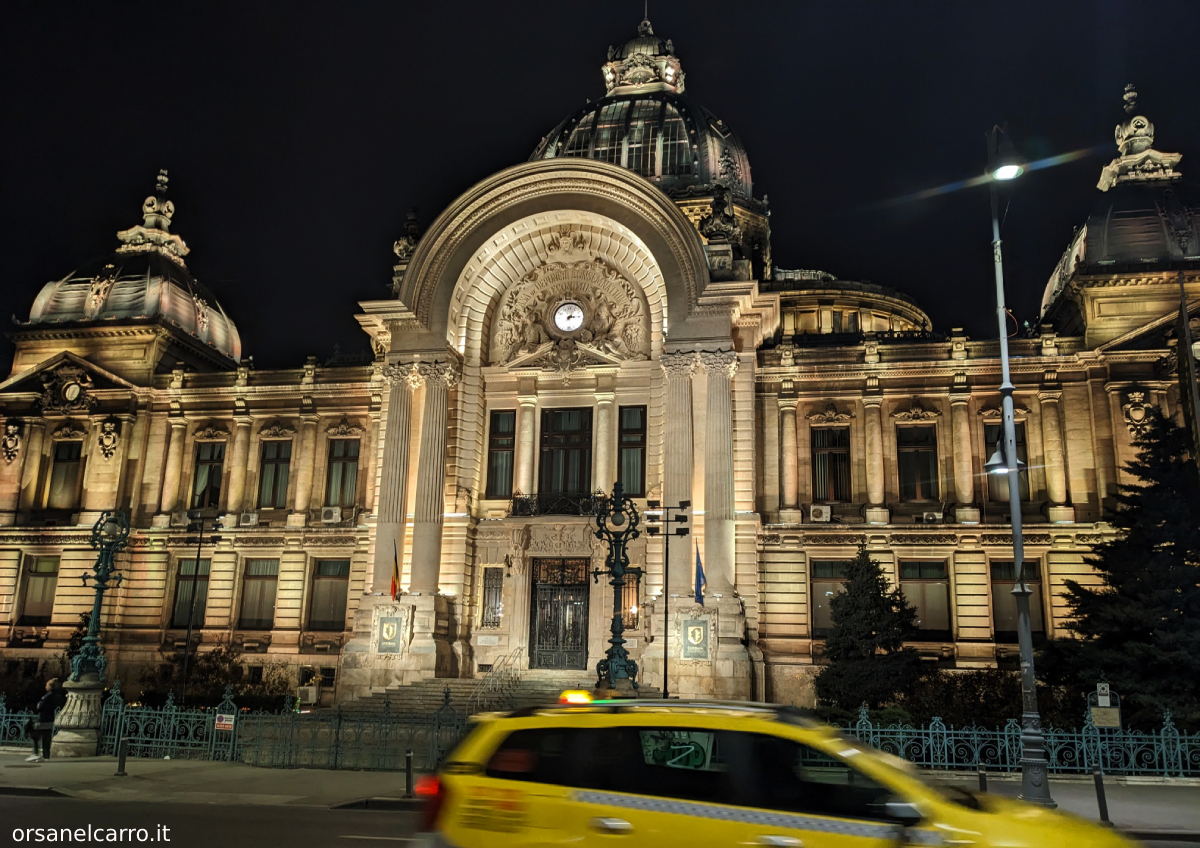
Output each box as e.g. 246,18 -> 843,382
0,786 -> 67,797
331,797 -> 424,811
1121,832 -> 1200,843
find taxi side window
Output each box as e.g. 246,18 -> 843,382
723,732 -> 894,821
485,728 -> 581,786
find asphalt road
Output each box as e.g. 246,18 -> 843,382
1,798 -> 421,846
1,797 -> 1193,847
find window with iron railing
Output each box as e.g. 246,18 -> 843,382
539,408 -> 593,495
618,406 -> 647,496
486,411 -> 516,499
481,566 -> 504,628
622,570 -> 641,629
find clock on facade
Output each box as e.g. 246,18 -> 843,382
553,301 -> 585,333
62,382 -> 82,402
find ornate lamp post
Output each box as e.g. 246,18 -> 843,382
55,510 -> 130,757
592,481 -> 642,694
983,124 -> 1055,807
645,499 -> 690,699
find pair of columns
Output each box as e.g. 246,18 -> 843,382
373,359 -> 459,597
512,386 -> 619,496
661,350 -> 738,595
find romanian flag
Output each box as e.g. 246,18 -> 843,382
391,540 -> 400,601
694,549 -> 706,606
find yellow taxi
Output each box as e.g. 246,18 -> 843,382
414,696 -> 1137,848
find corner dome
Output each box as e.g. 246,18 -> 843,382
530,18 -> 754,202
25,171 -> 242,364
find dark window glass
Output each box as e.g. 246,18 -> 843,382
812,427 -> 851,502
239,558 -> 279,630
539,408 -> 592,495
172,559 -> 211,628
309,559 -> 350,631
623,99 -> 663,177
19,556 -> 59,625
481,566 -> 504,629
258,440 -> 292,509
991,561 -> 1044,642
486,411 -> 516,499
622,570 -> 640,628
324,439 -> 359,508
984,422 -> 1030,501
47,441 -> 83,509
811,560 -> 850,638
191,442 -> 226,509
899,561 -> 951,641
658,103 -> 693,178
618,406 -> 646,496
248,665 -> 264,684
897,425 -> 939,501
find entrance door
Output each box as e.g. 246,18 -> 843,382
529,558 -> 590,670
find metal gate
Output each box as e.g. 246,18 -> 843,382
529,558 -> 589,669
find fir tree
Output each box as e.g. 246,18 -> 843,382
815,543 -> 924,709
1041,408 -> 1200,729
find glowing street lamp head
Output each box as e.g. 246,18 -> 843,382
992,163 -> 1024,181
988,123 -> 1025,182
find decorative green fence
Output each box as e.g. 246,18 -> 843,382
0,696 -> 36,746
840,706 -> 1199,777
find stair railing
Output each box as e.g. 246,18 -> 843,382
467,647 -> 524,715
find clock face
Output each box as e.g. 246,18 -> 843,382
554,302 -> 585,333
62,382 -> 82,402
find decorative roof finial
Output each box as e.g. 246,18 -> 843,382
1122,83 -> 1138,114
155,168 -> 169,197
1097,84 -> 1182,191
114,170 -> 189,266
393,207 -> 422,261
141,169 -> 175,232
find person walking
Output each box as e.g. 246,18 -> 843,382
26,678 -> 64,762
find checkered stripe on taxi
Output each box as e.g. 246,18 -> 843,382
571,790 -> 945,845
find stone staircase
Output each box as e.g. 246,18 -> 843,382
342,673 -> 661,716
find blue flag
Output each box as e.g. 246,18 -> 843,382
694,549 -> 706,606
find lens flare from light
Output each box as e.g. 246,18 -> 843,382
991,164 -> 1023,181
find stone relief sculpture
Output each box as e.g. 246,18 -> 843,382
698,182 -> 741,243
1122,391 -> 1152,436
97,420 -> 120,460
2,424 -> 21,463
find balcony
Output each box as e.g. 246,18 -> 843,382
508,491 -> 603,517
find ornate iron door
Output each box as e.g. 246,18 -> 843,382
529,558 -> 589,670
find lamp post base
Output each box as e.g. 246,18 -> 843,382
52,674 -> 105,758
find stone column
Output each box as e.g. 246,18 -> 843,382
224,416 -> 252,514
1039,390 -> 1073,522
292,415 -> 319,518
700,351 -> 737,593
863,396 -> 888,523
159,419 -> 187,515
515,392 -> 537,495
661,352 -> 696,593
373,363 -> 417,594
778,399 -> 800,518
18,420 -> 45,510
949,393 -> 978,523
409,361 -> 459,595
594,391 -> 615,493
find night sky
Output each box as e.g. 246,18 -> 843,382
3,1 -> 1198,370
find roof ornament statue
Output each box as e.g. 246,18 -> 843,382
393,208 -> 422,261
114,168 -> 190,267
1097,84 -> 1182,192
600,16 -> 684,94
698,182 -> 742,245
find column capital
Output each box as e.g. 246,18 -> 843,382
660,351 -> 699,379
777,397 -> 800,412
862,395 -> 884,409
595,391 -> 616,404
233,415 -> 253,427
517,394 -> 538,408
384,361 -> 421,390
949,392 -> 972,406
414,360 -> 460,389
698,349 -> 738,379
1037,389 -> 1063,403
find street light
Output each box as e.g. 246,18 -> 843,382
645,498 -> 690,700
71,511 -> 132,681
986,123 -> 1055,807
592,481 -> 643,693
180,507 -> 221,703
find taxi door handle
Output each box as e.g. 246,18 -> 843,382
590,817 -> 634,835
757,837 -> 802,847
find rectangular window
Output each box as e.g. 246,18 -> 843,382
899,561 -> 952,641
897,425 -> 939,501
47,441 -> 83,510
191,442 -> 225,509
19,556 -> 59,625
618,406 -> 647,496
238,558 -> 279,630
991,561 -> 1044,643
172,559 -> 211,629
811,427 -> 851,502
486,411 -> 516,499
481,566 -> 504,628
324,439 -> 360,508
622,570 -> 641,629
309,559 -> 350,631
984,422 -> 1030,501
811,560 -> 850,638
257,440 -> 292,509
539,408 -> 593,495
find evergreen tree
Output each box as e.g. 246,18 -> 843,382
1041,408 -> 1200,729
815,543 -> 924,709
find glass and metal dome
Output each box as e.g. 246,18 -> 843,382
25,171 -> 242,364
530,18 -> 754,201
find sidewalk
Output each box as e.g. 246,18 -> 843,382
2,749 -> 1197,836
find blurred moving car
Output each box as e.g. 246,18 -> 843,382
415,695 -> 1135,847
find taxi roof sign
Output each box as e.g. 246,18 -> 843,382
558,690 -> 592,704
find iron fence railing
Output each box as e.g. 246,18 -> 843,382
839,706 -> 1199,777
467,647 -> 523,715
509,491 -> 602,517
0,696 -> 36,746
99,680 -> 240,761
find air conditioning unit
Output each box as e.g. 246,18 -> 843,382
320,507 -> 342,523
809,504 -> 832,523
239,512 -> 260,527
920,511 -> 943,524
297,684 -> 320,705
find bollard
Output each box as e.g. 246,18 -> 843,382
114,737 -> 129,777
977,763 -> 987,793
405,749 -> 414,798
1092,765 -> 1110,824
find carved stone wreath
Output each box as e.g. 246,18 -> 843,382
326,418 -> 365,437
51,423 -> 88,440
2,424 -> 21,463
892,398 -> 941,421
807,403 -> 854,424
195,424 -> 230,441
259,421 -> 297,439
39,364 -> 97,415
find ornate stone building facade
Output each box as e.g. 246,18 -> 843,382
2,26 -> 1197,705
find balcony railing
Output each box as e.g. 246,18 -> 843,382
508,491 -> 604,517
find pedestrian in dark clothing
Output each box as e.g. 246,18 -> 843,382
27,678 -> 64,762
